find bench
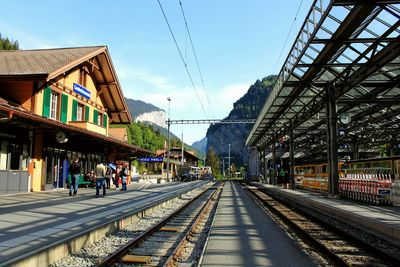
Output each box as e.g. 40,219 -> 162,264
67,174 -> 93,188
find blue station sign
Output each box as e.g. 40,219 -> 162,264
138,157 -> 163,163
73,83 -> 91,99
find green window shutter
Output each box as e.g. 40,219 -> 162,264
103,114 -> 108,128
93,109 -> 98,124
60,94 -> 68,123
72,99 -> 78,121
85,106 -> 89,121
42,86 -> 51,117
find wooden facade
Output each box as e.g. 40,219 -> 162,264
0,46 -> 150,194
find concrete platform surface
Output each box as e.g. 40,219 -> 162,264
258,183 -> 400,245
200,181 -> 317,267
0,181 -> 206,266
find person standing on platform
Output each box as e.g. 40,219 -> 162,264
69,158 -> 81,196
105,164 -> 113,189
115,165 -> 121,191
284,170 -> 290,189
120,162 -> 128,191
278,168 -> 286,188
95,162 -> 107,197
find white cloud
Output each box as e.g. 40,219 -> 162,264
211,82 -> 251,117
115,62 -> 176,91
114,62 -> 252,143
0,21 -> 54,49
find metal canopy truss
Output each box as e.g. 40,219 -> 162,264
247,0 -> 400,153
168,119 -> 256,125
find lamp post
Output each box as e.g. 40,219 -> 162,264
228,143 -> 231,179
167,97 -> 171,181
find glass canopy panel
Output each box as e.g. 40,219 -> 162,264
320,13 -> 341,34
346,87 -> 364,97
285,112 -> 295,119
303,46 -> 318,62
340,46 -> 364,63
300,51 -> 314,64
365,72 -> 390,81
315,24 -> 333,39
289,103 -> 302,112
287,74 -> 300,82
388,29 -> 400,38
293,67 -> 307,77
269,107 -> 278,113
273,97 -> 285,106
329,5 -> 350,22
366,14 -> 393,37
384,66 -> 400,77
349,43 -> 370,63
318,69 -> 337,81
301,89 -> 317,97
357,28 -> 377,39
384,88 -> 400,96
280,86 -> 294,97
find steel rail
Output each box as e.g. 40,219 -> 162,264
243,183 -> 400,266
163,184 -> 223,266
96,182 -> 221,266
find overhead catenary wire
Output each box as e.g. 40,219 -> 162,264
179,0 -> 215,118
272,0 -> 305,75
156,0 -> 209,119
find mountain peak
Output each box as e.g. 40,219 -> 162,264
125,98 -> 164,118
191,137 -> 207,154
206,75 -> 276,166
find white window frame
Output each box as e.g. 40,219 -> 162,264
50,92 -> 58,120
77,103 -> 84,121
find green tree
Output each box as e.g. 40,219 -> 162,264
129,123 -> 143,147
0,33 -> 19,50
206,147 -> 220,178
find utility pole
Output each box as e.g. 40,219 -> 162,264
167,97 -> 171,181
228,143 -> 231,179
222,158 -> 225,178
181,132 -> 184,165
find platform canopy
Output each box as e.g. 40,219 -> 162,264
247,0 -> 400,153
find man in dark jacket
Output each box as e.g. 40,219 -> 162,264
69,158 -> 81,196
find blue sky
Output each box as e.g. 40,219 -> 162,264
1,0 -> 312,144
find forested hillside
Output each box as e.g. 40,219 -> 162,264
111,122 -> 185,152
206,75 -> 276,168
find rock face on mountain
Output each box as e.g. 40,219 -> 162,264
191,137 -> 207,155
125,98 -> 167,128
135,111 -> 167,128
206,75 -> 276,167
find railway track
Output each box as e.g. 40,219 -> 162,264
243,183 -> 400,267
96,183 -> 222,266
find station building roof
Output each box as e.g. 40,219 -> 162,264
0,46 -> 132,124
247,0 -> 400,154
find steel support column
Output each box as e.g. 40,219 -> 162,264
289,124 -> 295,189
263,147 -> 267,183
167,120 -> 170,181
326,83 -> 339,196
272,140 -> 276,185
352,136 -> 359,160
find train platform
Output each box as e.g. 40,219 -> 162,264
200,181 -> 317,267
0,181 -> 206,267
256,182 -> 400,246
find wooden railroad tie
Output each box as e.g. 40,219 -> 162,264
122,255 -> 151,264
160,227 -> 179,232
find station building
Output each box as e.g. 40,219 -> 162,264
0,46 -> 150,194
137,147 -> 202,181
